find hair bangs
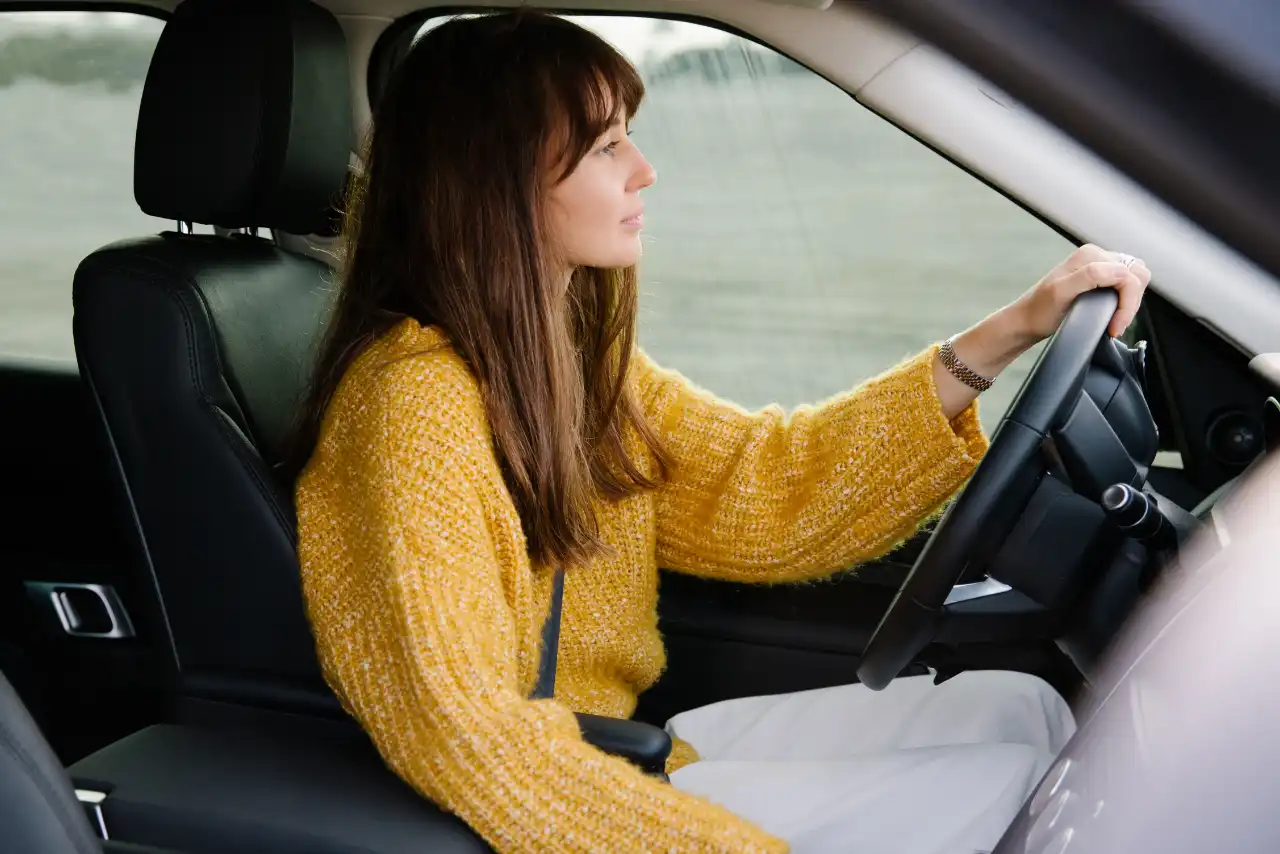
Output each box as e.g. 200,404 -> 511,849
546,26 -> 646,182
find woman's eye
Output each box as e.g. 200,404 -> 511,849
600,140 -> 620,156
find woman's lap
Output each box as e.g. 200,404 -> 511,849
665,670 -> 1075,853
670,742 -> 1051,854
665,670 -> 1076,761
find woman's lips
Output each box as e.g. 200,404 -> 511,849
621,213 -> 644,229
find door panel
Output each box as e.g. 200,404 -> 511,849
0,365 -> 168,763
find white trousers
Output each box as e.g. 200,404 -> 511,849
667,671 -> 1075,854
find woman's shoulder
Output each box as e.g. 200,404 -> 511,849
327,317 -> 489,446
359,315 -> 474,385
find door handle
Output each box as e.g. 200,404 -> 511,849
23,582 -> 136,639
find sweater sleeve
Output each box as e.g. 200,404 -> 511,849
296,359 -> 788,854
634,346 -> 989,583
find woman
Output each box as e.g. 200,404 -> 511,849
291,10 -> 1149,854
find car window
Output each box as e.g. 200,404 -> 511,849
0,12 -> 169,366
411,14 -> 1076,429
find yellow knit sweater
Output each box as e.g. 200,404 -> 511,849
295,317 -> 988,853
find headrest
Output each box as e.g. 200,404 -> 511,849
134,0 -> 352,236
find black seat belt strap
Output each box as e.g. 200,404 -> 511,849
530,568 -> 564,700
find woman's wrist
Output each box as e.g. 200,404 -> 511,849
949,300 -> 1041,382
930,301 -> 1040,421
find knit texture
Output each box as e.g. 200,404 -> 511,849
295,317 -> 988,853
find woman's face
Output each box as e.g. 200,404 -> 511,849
546,116 -> 656,272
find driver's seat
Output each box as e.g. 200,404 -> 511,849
65,1 -> 496,851
73,0 -> 345,713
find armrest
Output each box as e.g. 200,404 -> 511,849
574,713 -> 671,780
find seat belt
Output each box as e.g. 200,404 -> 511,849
530,568 -> 565,700
527,568 -> 672,782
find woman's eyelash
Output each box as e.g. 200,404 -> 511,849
600,129 -> 632,155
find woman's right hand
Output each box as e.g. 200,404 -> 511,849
933,244 -> 1152,420
1013,243 -> 1152,342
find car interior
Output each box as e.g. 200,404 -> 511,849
2,0 -> 1279,852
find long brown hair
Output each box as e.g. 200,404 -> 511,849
285,10 -> 671,568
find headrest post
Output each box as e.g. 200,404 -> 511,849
178,221 -> 194,235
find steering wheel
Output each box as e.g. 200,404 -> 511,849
856,289 -> 1123,690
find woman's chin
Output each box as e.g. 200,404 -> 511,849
585,255 -> 641,271
569,241 -> 643,270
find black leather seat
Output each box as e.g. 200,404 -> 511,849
73,0 -> 346,715
67,1 -> 495,851
1,666 -> 105,854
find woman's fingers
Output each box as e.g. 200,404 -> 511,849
1110,270 -> 1148,337
1127,257 -> 1152,289
1061,260 -> 1133,296
1053,243 -> 1115,280
1056,259 -> 1150,337
1113,258 -> 1151,336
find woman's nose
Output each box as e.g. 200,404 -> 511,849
633,151 -> 657,191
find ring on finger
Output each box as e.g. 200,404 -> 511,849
1114,252 -> 1139,269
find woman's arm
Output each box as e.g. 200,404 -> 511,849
640,244 -> 1152,584
636,345 -> 986,584
297,356 -> 786,854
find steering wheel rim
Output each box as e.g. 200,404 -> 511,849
856,289 -> 1120,690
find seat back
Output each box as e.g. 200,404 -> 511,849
0,669 -> 102,854
72,0 -> 352,712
